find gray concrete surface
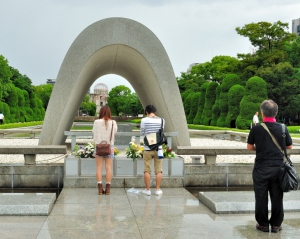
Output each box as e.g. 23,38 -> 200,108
40,17 -> 190,149
199,191 -> 300,214
1,188 -> 300,238
0,193 -> 56,216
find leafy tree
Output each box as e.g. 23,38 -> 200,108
107,85 -> 132,116
34,84 -> 53,109
226,85 -> 245,128
121,93 -> 144,116
10,67 -> 33,93
256,62 -> 300,120
211,85 -> 221,126
209,56 -> 241,83
285,36 -> 300,68
193,82 -> 209,124
177,71 -> 204,93
0,55 -> 12,100
202,82 -> 218,126
217,74 -> 242,127
236,76 -> 268,129
236,21 -> 296,53
236,21 -> 297,79
80,95 -> 96,116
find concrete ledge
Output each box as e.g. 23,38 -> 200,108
0,193 -> 56,215
64,177 -> 184,188
0,165 -> 64,188
199,191 -> 300,214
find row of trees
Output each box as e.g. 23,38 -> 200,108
178,21 -> 300,128
0,55 -> 45,123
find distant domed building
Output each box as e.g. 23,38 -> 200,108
89,83 -> 109,115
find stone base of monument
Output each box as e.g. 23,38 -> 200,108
199,191 -> 300,214
65,155 -> 184,177
63,177 -> 184,188
0,193 -> 56,215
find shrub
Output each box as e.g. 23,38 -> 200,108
225,85 -> 245,128
202,82 -> 218,125
236,76 -> 268,129
211,85 -> 221,126
193,82 -> 210,124
187,92 -> 200,124
217,74 -> 241,127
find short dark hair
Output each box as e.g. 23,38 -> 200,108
145,105 -> 156,114
260,100 -> 278,117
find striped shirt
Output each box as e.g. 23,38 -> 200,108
140,116 -> 165,150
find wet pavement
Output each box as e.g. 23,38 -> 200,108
0,188 -> 299,238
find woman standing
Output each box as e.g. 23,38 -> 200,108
92,106 -> 117,195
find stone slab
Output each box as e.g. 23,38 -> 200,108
199,191 -> 300,214
63,177 -> 184,188
0,193 -> 56,215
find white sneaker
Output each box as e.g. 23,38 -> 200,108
155,189 -> 163,195
142,189 -> 151,196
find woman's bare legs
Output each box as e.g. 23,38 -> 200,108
95,157 -> 104,182
105,158 -> 113,183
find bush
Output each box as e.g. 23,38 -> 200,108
183,92 -> 194,117
193,82 -> 209,124
202,82 -> 218,126
236,76 -> 268,129
211,85 -> 221,126
187,92 -> 200,124
225,85 -> 245,128
217,74 -> 241,127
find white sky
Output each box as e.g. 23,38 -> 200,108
1,0 -> 299,93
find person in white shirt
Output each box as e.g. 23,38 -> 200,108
0,112 -> 4,124
253,112 -> 259,125
140,105 -> 165,196
92,106 -> 117,195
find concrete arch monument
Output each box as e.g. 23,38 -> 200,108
39,18 -> 190,148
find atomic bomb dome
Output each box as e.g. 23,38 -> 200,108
90,83 -> 109,115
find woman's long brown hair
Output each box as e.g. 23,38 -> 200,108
98,106 -> 112,127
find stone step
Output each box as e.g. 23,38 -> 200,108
0,193 -> 56,216
199,191 -> 300,214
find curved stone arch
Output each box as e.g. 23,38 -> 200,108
39,18 -> 190,148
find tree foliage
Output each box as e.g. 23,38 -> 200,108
226,85 -> 245,128
236,76 -> 267,129
217,74 -> 242,127
34,84 -> 53,109
193,82 -> 209,124
202,82 -> 218,126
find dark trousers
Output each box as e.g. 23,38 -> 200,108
252,166 -> 284,227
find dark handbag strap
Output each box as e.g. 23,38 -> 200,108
261,123 -> 292,164
280,124 -> 294,165
160,118 -> 163,131
109,121 -> 114,142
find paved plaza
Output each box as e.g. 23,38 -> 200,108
0,188 -> 300,239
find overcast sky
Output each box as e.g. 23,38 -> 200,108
1,0 -> 299,92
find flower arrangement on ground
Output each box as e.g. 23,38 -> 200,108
162,144 -> 175,158
73,142 -> 95,158
73,143 -> 120,158
126,142 -> 144,161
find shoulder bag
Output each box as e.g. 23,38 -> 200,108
96,121 -> 114,157
144,118 -> 167,150
261,123 -> 299,192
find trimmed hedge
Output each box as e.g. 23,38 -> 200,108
187,92 -> 200,124
202,82 -> 218,126
217,74 -> 242,127
210,85 -> 221,126
236,76 -> 268,129
225,84 -> 245,128
193,82 -> 209,124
